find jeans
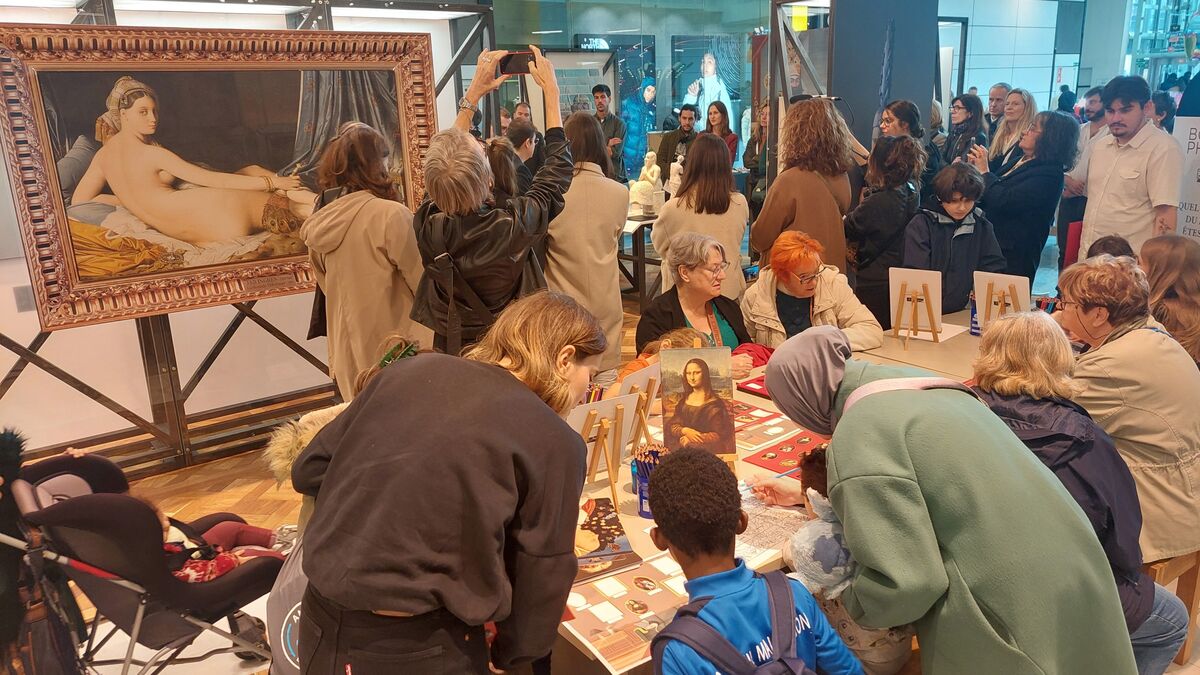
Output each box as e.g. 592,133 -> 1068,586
1130,583 -> 1190,675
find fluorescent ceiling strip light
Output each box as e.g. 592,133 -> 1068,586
114,0 -> 303,13
531,29 -> 562,35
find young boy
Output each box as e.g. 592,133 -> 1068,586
648,448 -> 863,674
903,163 -> 1006,312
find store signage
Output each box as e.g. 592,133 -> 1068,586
1173,117 -> 1200,244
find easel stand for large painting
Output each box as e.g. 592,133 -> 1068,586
982,281 -> 1023,322
891,281 -> 940,349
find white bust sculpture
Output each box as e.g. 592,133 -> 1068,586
630,150 -> 663,207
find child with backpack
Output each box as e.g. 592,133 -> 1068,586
647,448 -> 863,675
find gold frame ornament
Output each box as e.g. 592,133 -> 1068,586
0,24 -> 437,330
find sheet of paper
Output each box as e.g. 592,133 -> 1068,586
736,482 -> 808,562
891,321 -> 969,343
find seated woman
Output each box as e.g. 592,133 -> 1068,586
74,76 -> 311,245
1056,255 -> 1200,565
635,233 -> 752,360
972,311 -> 1186,674
1140,235 -> 1200,365
740,231 -> 882,351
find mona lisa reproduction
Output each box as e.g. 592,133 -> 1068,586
0,25 -> 436,330
659,347 -> 737,471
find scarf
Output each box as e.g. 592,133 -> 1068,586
764,326 -> 851,435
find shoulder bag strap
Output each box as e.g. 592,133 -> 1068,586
650,598 -> 756,675
842,377 -> 979,419
426,215 -> 495,354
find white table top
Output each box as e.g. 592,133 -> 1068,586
859,310 -> 979,381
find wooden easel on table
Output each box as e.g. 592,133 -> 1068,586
575,404 -> 629,507
891,281 -> 940,349
982,280 -> 1023,322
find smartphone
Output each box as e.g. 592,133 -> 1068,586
960,138 -> 976,162
499,52 -> 534,75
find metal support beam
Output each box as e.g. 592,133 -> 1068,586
287,3 -> 333,30
437,16 -> 486,95
136,315 -> 191,460
0,333 -> 170,443
233,303 -> 329,376
180,306 -> 252,401
0,332 -> 48,401
71,0 -> 116,25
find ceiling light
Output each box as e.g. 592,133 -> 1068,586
531,29 -> 563,35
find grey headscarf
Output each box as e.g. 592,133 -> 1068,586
764,326 -> 852,435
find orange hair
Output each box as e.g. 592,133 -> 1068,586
769,231 -> 825,277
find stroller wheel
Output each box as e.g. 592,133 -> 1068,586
228,610 -> 271,662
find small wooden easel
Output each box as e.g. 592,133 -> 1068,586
891,281 -> 941,349
982,281 -> 1023,322
575,404 -> 629,507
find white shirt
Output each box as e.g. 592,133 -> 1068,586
1078,122 -> 1182,259
1067,122 -> 1111,184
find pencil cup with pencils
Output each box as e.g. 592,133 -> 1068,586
633,442 -> 668,519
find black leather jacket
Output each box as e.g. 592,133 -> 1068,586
411,127 -> 573,351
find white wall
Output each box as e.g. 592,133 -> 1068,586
1078,0 -> 1131,88
939,0 -> 1061,107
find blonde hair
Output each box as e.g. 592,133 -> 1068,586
1141,235 -> 1200,363
1058,254 -> 1150,326
463,291 -> 607,415
641,327 -> 713,357
973,312 -> 1081,399
989,88 -> 1038,160
425,128 -> 492,216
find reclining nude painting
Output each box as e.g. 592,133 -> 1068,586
49,70 -> 383,280
0,26 -> 435,330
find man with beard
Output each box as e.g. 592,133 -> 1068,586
1058,86 -> 1107,268
592,84 -> 628,182
1069,76 -> 1183,261
655,104 -> 698,200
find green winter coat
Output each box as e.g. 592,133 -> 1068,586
827,360 -> 1136,675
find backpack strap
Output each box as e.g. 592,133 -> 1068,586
425,214 -> 495,354
841,376 -> 979,419
762,570 -> 798,660
651,597 -> 755,675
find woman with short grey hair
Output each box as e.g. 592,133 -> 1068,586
411,46 -> 574,354
636,233 -> 754,376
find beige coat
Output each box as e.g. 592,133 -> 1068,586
739,266 -> 883,351
652,192 -> 749,301
545,162 -> 628,371
300,190 -> 432,401
750,167 -> 851,268
1073,316 -> 1200,561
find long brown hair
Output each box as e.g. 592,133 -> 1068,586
564,111 -> 612,178
707,101 -> 732,137
675,134 -> 734,215
1141,235 -> 1200,363
485,136 -> 520,199
865,135 -> 926,189
779,99 -> 856,176
317,122 -> 398,200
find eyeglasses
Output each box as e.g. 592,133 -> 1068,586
1057,299 -> 1080,312
697,261 -> 730,276
950,105 -> 967,111
790,267 -> 825,284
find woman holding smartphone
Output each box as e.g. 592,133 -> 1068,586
941,94 -> 989,166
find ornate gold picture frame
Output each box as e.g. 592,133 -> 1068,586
0,24 -> 436,330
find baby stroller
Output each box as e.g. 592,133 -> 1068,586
4,453 -> 282,674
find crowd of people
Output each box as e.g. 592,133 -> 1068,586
284,45 -> 1200,674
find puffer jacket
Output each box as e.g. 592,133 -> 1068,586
263,403 -> 348,534
411,127 -> 573,352
974,390 -> 1153,632
739,266 -> 883,351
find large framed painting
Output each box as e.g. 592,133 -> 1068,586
0,25 -> 437,330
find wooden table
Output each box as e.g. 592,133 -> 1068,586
551,376 -> 790,674
859,310 -> 979,381
617,213 -> 659,312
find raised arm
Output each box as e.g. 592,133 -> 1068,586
454,49 -> 511,133
149,145 -> 301,192
509,46 -> 571,233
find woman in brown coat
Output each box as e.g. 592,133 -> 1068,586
750,99 -> 855,267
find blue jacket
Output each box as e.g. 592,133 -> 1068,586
658,560 -> 863,675
975,390 -> 1154,632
